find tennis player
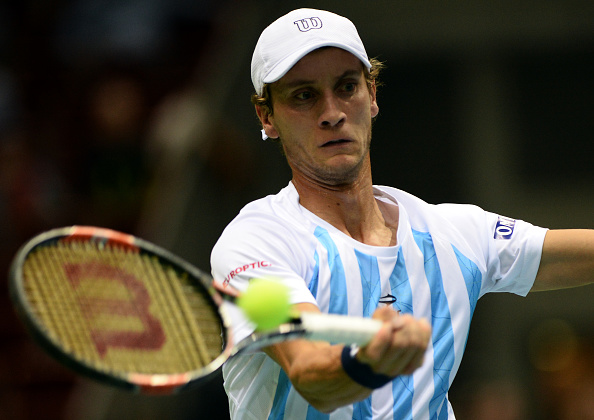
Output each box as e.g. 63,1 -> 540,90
210,8 -> 594,419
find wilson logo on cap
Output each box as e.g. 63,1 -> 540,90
294,17 -> 323,32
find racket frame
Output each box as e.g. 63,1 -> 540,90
9,226 -> 235,394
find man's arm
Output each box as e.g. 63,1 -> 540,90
263,302 -> 431,413
532,229 -> 594,292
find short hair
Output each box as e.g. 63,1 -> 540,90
251,57 -> 385,118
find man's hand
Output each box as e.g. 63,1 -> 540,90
357,306 -> 432,378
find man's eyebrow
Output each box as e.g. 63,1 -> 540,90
278,78 -> 315,90
338,69 -> 363,80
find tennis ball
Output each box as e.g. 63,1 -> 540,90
237,278 -> 291,331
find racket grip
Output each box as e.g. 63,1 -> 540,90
300,312 -> 382,347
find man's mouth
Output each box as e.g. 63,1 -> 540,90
321,139 -> 350,147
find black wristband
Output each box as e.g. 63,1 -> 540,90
340,345 -> 394,389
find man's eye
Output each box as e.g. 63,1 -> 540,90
342,82 -> 356,92
295,91 -> 313,100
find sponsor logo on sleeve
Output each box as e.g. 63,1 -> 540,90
494,216 -> 516,240
223,261 -> 271,286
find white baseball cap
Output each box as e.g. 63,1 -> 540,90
251,8 -> 371,96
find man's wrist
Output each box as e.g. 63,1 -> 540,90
340,345 -> 394,389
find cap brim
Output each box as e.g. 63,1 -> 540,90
262,43 -> 371,86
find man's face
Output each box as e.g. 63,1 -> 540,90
258,47 -> 379,186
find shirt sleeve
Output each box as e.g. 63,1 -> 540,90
480,212 -> 548,296
436,203 -> 548,297
210,215 -> 318,344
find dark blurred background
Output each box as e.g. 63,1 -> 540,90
1,1 -> 593,419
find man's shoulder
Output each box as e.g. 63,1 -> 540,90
231,183 -> 301,224
210,183 -> 318,279
375,185 -> 493,251
217,183 -> 313,245
374,185 -> 484,223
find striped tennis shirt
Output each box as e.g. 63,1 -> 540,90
210,182 -> 547,420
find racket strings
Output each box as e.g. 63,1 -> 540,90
26,245 -> 94,361
22,241 -> 224,376
142,256 -> 212,370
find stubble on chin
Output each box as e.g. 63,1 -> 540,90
290,148 -> 372,189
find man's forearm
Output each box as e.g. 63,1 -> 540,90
533,229 -> 594,291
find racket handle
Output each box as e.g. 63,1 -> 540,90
300,312 -> 381,347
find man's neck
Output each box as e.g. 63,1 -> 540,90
292,170 -> 398,247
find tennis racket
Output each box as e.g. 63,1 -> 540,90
9,226 -> 382,395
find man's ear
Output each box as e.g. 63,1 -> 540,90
255,105 -> 279,139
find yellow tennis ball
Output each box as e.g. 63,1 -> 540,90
237,278 -> 291,331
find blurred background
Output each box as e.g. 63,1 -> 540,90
1,0 -> 593,419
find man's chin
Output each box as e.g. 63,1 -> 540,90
316,161 -> 368,186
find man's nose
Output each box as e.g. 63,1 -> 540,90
318,94 -> 346,128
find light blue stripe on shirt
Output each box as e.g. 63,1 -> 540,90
306,403 -> 329,420
412,230 -> 455,419
309,250 -> 320,298
314,227 -> 348,315
451,244 -> 481,319
390,247 -> 414,420
268,369 -> 291,420
354,249 -> 382,317
352,250 -> 382,419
